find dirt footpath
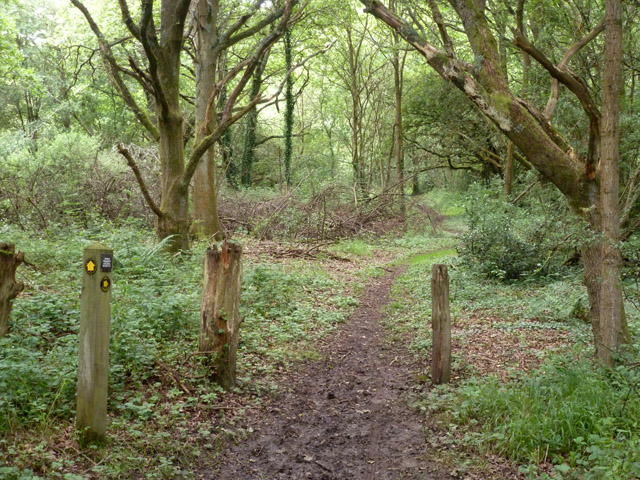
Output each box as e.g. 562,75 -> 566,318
207,266 -> 454,480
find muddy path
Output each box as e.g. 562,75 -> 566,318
206,265 -> 454,480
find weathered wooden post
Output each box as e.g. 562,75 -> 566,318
431,264 -> 451,384
0,243 -> 24,338
77,242 -> 113,445
199,241 -> 243,390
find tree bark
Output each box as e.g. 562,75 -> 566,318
193,0 -> 225,240
199,242 -> 243,390
390,5 -> 405,218
346,27 -> 367,197
156,110 -> 191,251
504,142 -> 515,196
597,0 -> 628,366
283,28 -> 294,188
0,243 -> 24,338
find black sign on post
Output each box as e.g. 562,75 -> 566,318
100,253 -> 113,272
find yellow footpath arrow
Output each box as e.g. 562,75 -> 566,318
86,259 -> 96,274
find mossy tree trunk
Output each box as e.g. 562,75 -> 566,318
596,0 -> 628,365
241,52 -> 270,188
283,28 -> 294,188
193,0 -> 225,240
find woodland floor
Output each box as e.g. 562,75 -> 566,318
204,265 -> 455,480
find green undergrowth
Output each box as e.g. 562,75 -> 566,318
423,188 -> 465,217
387,234 -> 640,479
0,222 -> 358,479
433,359 -> 640,479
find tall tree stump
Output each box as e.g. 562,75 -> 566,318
431,264 -> 451,384
0,243 -> 24,338
199,242 -> 243,390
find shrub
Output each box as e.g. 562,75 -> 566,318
0,131 -> 158,229
458,178 -> 579,281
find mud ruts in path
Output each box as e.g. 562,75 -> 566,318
208,266 -> 453,480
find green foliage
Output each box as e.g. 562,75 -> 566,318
0,131 -> 156,229
437,358 -> 640,479
240,262 -> 357,371
0,225 -> 201,431
458,178 -> 581,281
0,220 -> 359,477
331,239 -> 374,257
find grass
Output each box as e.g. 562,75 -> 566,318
405,249 -> 457,266
439,359 -> 640,479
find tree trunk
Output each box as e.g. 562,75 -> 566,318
219,78 -> 238,189
199,242 -> 243,390
283,28 -> 294,188
193,0 -> 225,240
156,112 -> 191,251
346,28 -> 367,197
241,53 -> 269,187
596,0 -> 628,366
0,243 -> 24,338
411,155 -> 421,195
391,16 -> 405,218
504,142 -> 515,196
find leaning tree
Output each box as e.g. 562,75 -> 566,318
359,0 -> 635,366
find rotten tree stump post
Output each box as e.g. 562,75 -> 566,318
77,243 -> 113,446
199,241 -> 243,390
431,264 -> 451,384
0,243 -> 24,338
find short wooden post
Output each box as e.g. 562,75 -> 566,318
199,241 -> 243,390
0,243 -> 24,338
431,264 -> 451,384
77,242 -> 113,445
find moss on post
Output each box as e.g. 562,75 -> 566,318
199,241 -> 243,390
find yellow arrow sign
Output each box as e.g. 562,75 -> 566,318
86,259 -> 96,274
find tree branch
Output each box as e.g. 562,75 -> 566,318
513,29 -> 601,174
184,20 -> 331,191
513,30 -> 600,125
117,144 -> 164,218
140,0 -> 169,116
426,0 -> 455,57
545,17 -> 605,118
117,0 -> 141,40
220,0 -> 269,47
70,0 -> 160,140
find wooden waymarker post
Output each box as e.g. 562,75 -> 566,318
431,264 -> 451,384
199,241 -> 243,390
77,242 -> 113,445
